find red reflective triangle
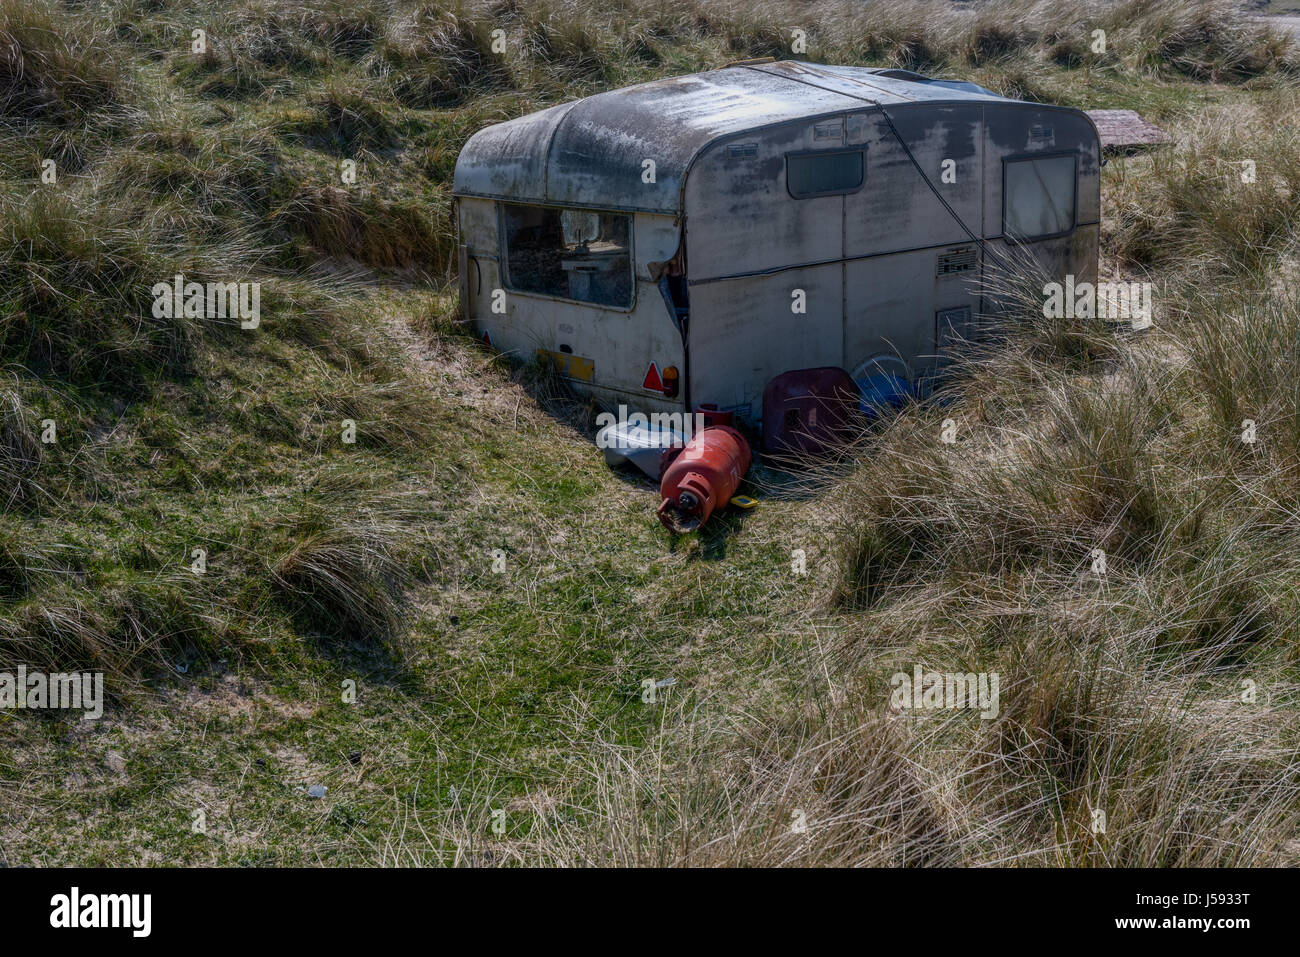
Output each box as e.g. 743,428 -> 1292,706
482,329 -> 492,347
642,362 -> 663,392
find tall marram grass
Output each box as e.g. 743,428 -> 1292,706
0,0 -> 129,124
0,191 -> 195,391
0,384 -> 43,512
801,252 -> 1300,864
271,521 -> 408,646
388,650 -> 1298,866
1109,91 -> 1300,275
134,0 -> 1298,110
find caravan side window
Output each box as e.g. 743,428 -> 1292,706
501,203 -> 633,308
786,149 -> 865,199
1002,154 -> 1076,241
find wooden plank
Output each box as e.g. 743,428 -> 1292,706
1085,109 -> 1171,149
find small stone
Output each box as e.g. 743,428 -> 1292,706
307,784 -> 327,799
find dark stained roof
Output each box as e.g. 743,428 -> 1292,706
453,61 -> 1019,214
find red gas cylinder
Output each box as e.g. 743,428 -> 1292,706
657,426 -> 753,533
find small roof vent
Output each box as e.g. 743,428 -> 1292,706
937,247 -> 978,278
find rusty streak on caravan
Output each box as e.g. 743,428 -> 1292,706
452,60 -> 1100,439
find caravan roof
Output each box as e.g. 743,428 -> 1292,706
452,60 -> 1016,215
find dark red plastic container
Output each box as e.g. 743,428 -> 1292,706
762,367 -> 860,457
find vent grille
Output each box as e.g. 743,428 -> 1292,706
728,142 -> 758,158
1028,125 -> 1055,147
937,247 -> 977,278
813,121 -> 843,141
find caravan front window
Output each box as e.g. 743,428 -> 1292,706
501,203 -> 633,308
1002,154 -> 1076,241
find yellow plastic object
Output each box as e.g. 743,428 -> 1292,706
729,495 -> 759,509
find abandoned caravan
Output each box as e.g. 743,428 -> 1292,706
452,59 -> 1100,452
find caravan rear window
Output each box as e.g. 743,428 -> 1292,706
501,204 -> 633,308
787,149 -> 865,198
1003,154 -> 1076,240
